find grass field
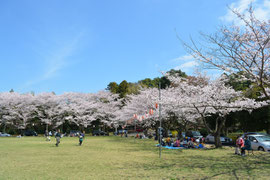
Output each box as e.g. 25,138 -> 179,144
0,136 -> 270,180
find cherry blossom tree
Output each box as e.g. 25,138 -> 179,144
34,93 -> 64,132
60,93 -> 95,130
0,90 -> 121,134
166,74 -> 267,147
183,6 -> 270,99
122,88 -> 159,128
93,91 -> 121,126
0,92 -> 37,133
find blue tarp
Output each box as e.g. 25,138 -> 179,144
164,146 -> 182,149
156,144 -> 183,149
156,144 -> 205,149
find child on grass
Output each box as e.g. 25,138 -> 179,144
78,133 -> 84,146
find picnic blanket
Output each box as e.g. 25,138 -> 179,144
164,146 -> 182,149
156,144 -> 183,149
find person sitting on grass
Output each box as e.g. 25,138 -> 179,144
166,137 -> 172,146
201,137 -> 205,143
182,138 -> 188,148
159,138 -> 166,146
241,136 -> 251,156
188,140 -> 195,148
173,139 -> 180,147
198,142 -> 205,149
235,135 -> 242,155
238,136 -> 245,156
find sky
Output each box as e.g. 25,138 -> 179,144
1,0 -> 270,94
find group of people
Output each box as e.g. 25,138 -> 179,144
135,133 -> 147,139
235,135 -> 251,156
160,136 -> 205,149
45,130 -> 85,147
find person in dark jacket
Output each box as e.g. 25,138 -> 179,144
241,136 -> 251,156
55,129 -> 61,147
78,133 -> 84,146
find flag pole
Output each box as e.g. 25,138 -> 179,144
159,82 -> 162,158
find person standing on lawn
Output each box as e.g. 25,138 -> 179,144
55,129 -> 61,147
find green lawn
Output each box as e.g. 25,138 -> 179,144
0,136 -> 270,180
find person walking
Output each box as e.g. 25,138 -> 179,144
55,129 -> 61,147
78,133 -> 84,146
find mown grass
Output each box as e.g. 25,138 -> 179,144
0,136 -> 270,180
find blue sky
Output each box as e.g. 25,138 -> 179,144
1,0 -> 269,94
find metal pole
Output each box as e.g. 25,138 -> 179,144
159,82 -> 162,158
134,118 -> 136,142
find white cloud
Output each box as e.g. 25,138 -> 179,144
21,32 -> 84,90
171,54 -> 193,62
172,54 -> 199,74
171,55 -> 223,79
175,61 -> 199,70
43,44 -> 75,80
220,0 -> 270,24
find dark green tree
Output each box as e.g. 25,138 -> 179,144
127,83 -> 140,95
107,82 -> 119,94
118,80 -> 129,98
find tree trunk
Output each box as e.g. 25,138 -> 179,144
214,131 -> 222,148
164,126 -> 168,137
144,129 -> 148,136
224,127 -> 228,136
266,127 -> 270,135
213,116 -> 226,148
80,125 -> 85,132
177,129 -> 183,140
265,122 -> 270,135
3,123 -> 6,133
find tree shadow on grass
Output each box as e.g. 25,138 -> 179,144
127,150 -> 270,179
106,137 -> 270,179
182,153 -> 270,179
